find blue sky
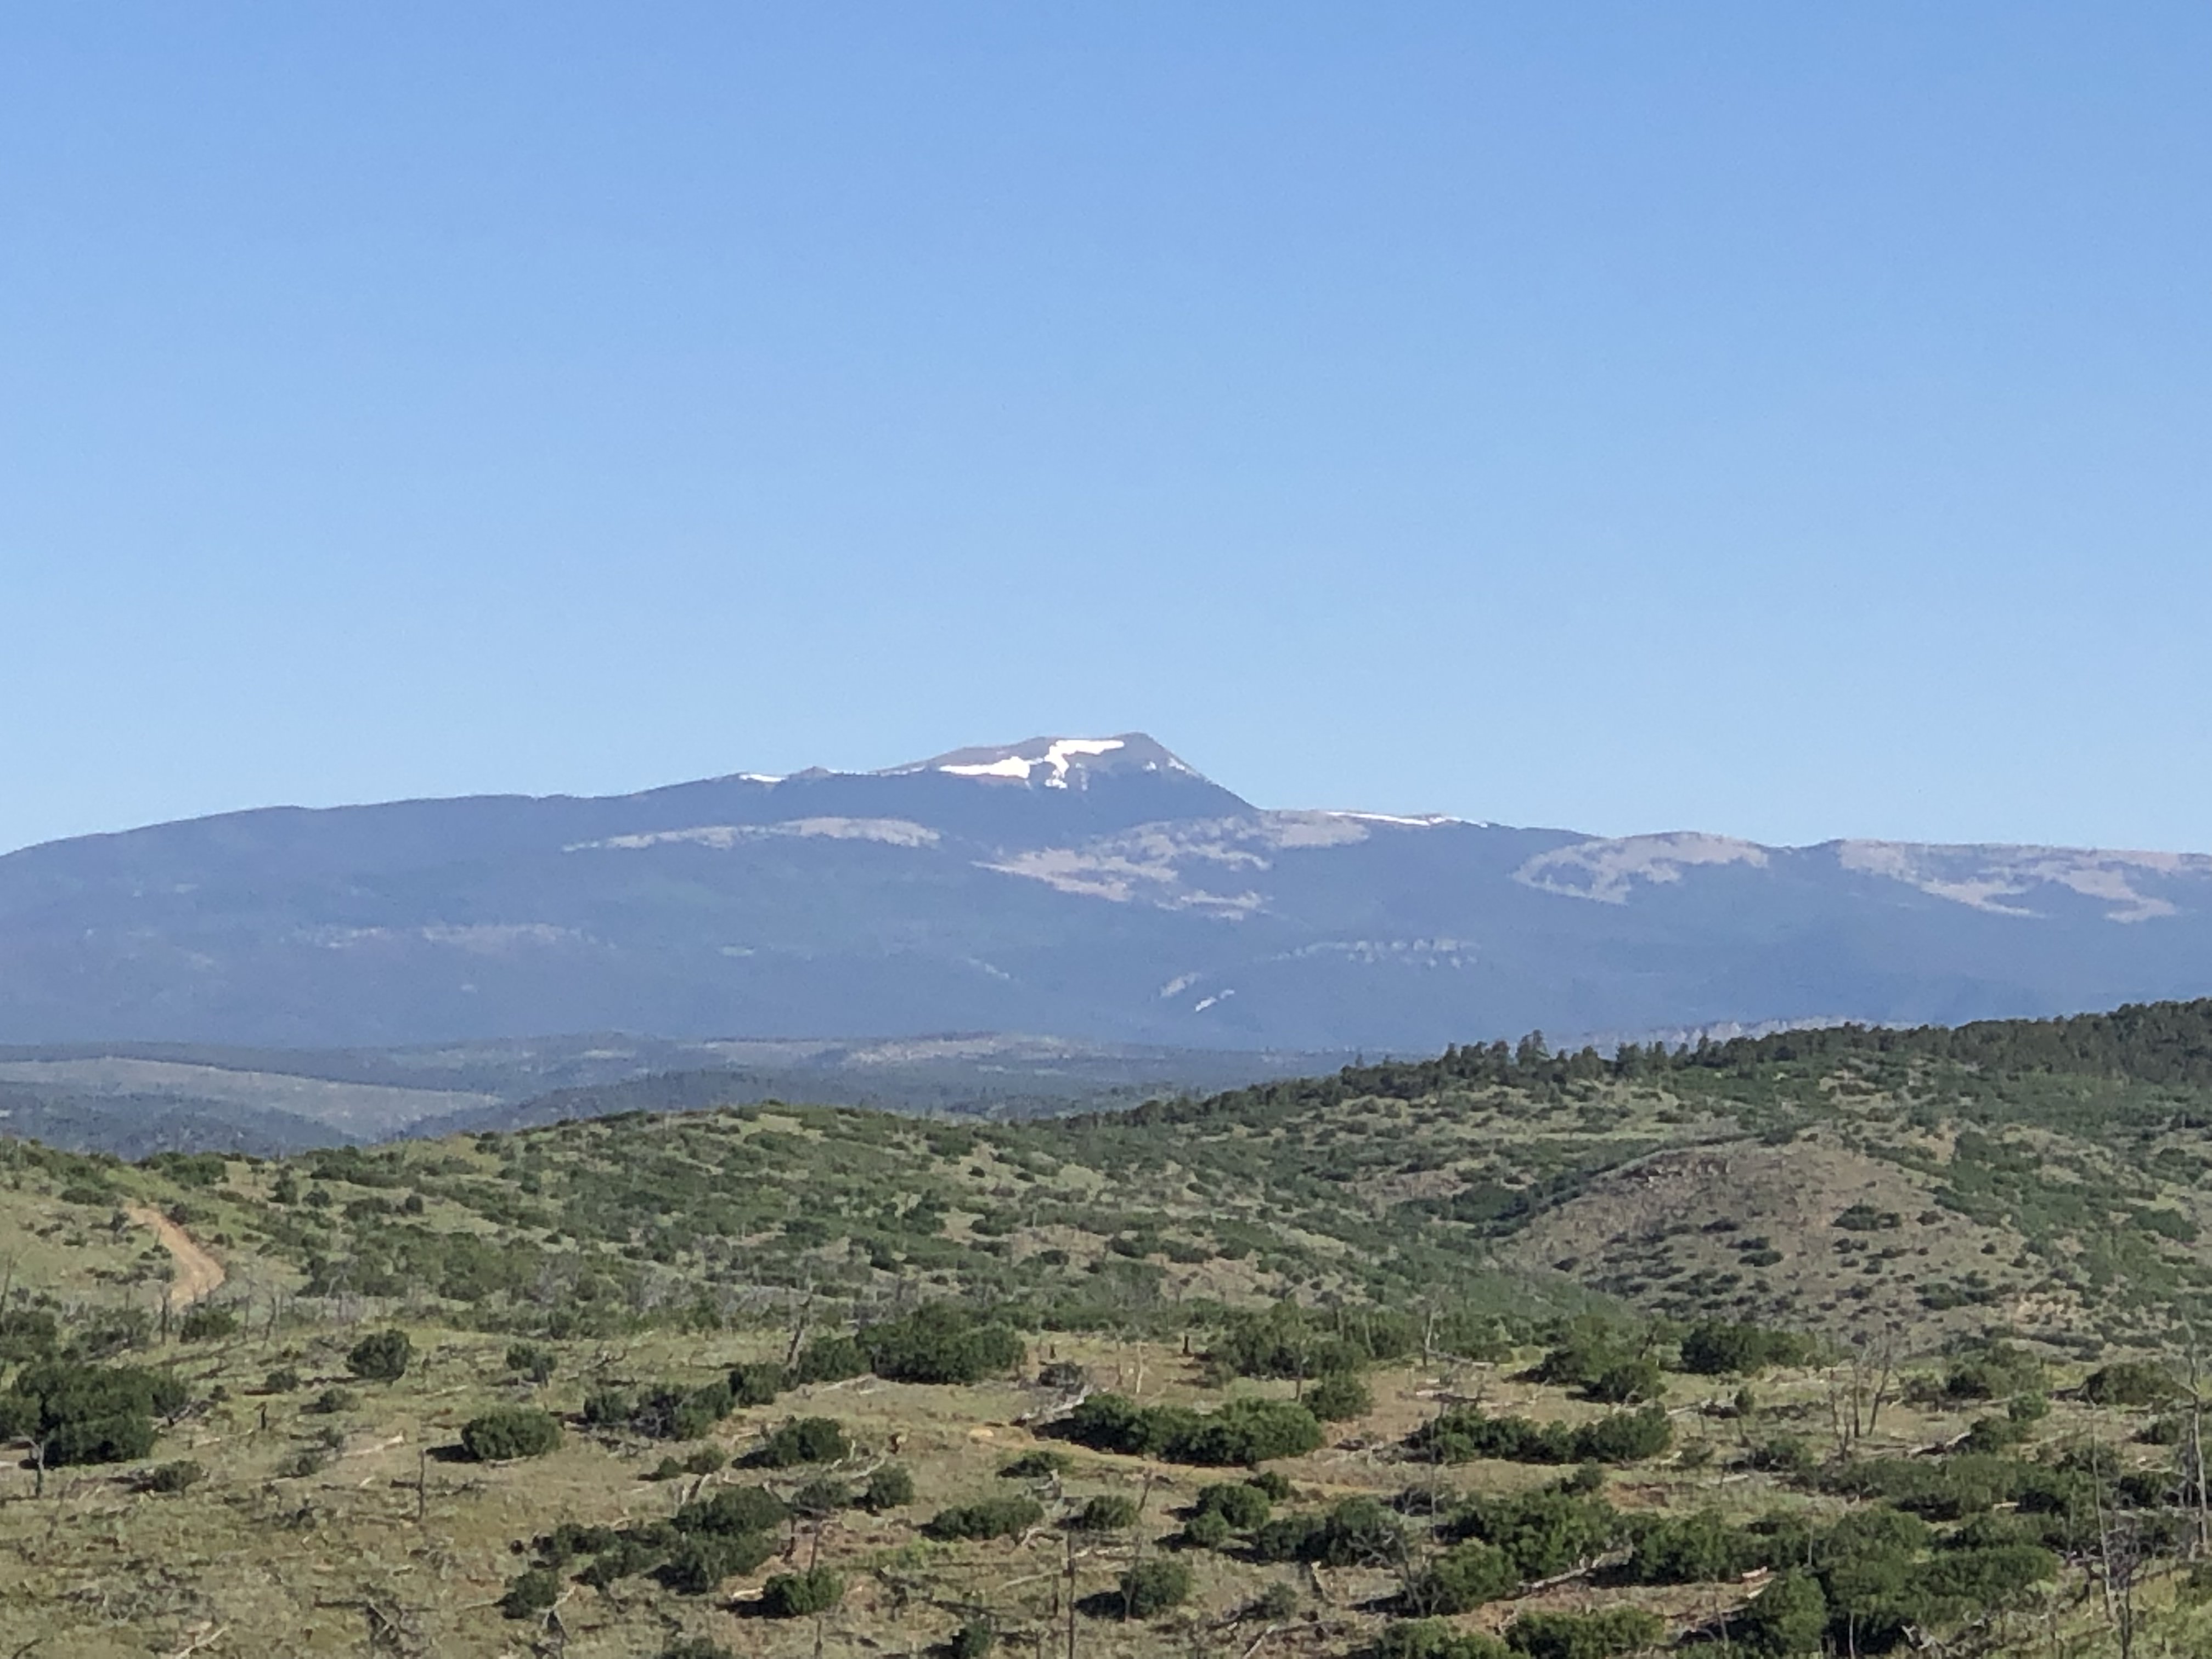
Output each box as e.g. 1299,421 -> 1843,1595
4,3 -> 2208,855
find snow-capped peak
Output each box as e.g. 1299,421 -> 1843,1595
941,737 -> 1124,786
884,732 -> 1206,790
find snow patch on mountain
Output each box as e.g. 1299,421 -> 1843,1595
1321,810 -> 1471,828
939,737 -> 1126,787
885,732 -> 1208,791
1515,834 -> 1769,904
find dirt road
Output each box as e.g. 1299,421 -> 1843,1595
127,1204 -> 227,1304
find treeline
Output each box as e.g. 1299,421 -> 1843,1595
1656,996 -> 2212,1090
1123,996 -> 2212,1127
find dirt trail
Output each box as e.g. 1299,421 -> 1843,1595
127,1204 -> 226,1304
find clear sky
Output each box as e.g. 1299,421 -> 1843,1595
4,4 -> 2208,857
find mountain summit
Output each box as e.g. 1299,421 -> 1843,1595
885,733 -> 1204,789
3,733 -> 2211,1050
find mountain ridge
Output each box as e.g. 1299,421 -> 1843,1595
4,731 -> 2210,1052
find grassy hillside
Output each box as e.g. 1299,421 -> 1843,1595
0,1034 -> 1353,1155
4,1002 -> 2212,1655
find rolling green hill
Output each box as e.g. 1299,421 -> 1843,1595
2,1001 -> 2211,1655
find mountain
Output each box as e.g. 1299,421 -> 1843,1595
4,731 -> 2212,1052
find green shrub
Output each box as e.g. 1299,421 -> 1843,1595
346,1329 -> 412,1383
2,1359 -> 184,1466
1678,1322 -> 1812,1376
499,1567 -> 561,1618
863,1464 -> 916,1511
1960,1415 -> 2025,1455
757,1415 -> 850,1468
1911,1543 -> 2056,1620
1624,1510 -> 1760,1584
949,1621 -> 997,1658
2081,1361 -> 2177,1407
1193,1481 -> 1272,1528
0,1310 -> 59,1364
1062,1393 -> 1322,1466
142,1459 -> 204,1493
504,1342 -> 557,1383
1114,1558 -> 1193,1619
791,1476 -> 853,1515
2008,1392 -> 2051,1424
1181,1510 -> 1233,1549
926,1496 -> 1044,1541
1244,1583 -> 1300,1621
1736,1570 -> 1827,1656
1252,1496 -> 1404,1567
1748,1433 -> 1814,1479
728,1361 -> 787,1406
1944,1343 -> 2042,1402
261,1367 -> 300,1394
1206,1303 -> 1364,1380
574,1533 -> 662,1589
1407,1541 -> 1519,1614
1834,1203 -> 1901,1233
865,1305 -> 1024,1385
582,1386 -> 633,1427
672,1383 -> 733,1441
1504,1607 -> 1663,1659
1571,1406 -> 1672,1463
461,1407 -> 563,1462
1449,1487 -> 1622,1581
1305,1372 -> 1374,1422
660,1533 -> 774,1594
1532,1322 -> 1646,1395
1585,1358 -> 1662,1404
658,1642 -> 734,1659
758,1567 -> 844,1617
789,1335 -> 867,1385
177,1304 -> 238,1343
1410,1404 -> 1670,1466
675,1485 -> 788,1537
629,1380 -> 733,1441
1074,1493 -> 1141,1532
1000,1448 -> 1072,1480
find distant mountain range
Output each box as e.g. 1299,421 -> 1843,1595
4,731 -> 2210,1055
